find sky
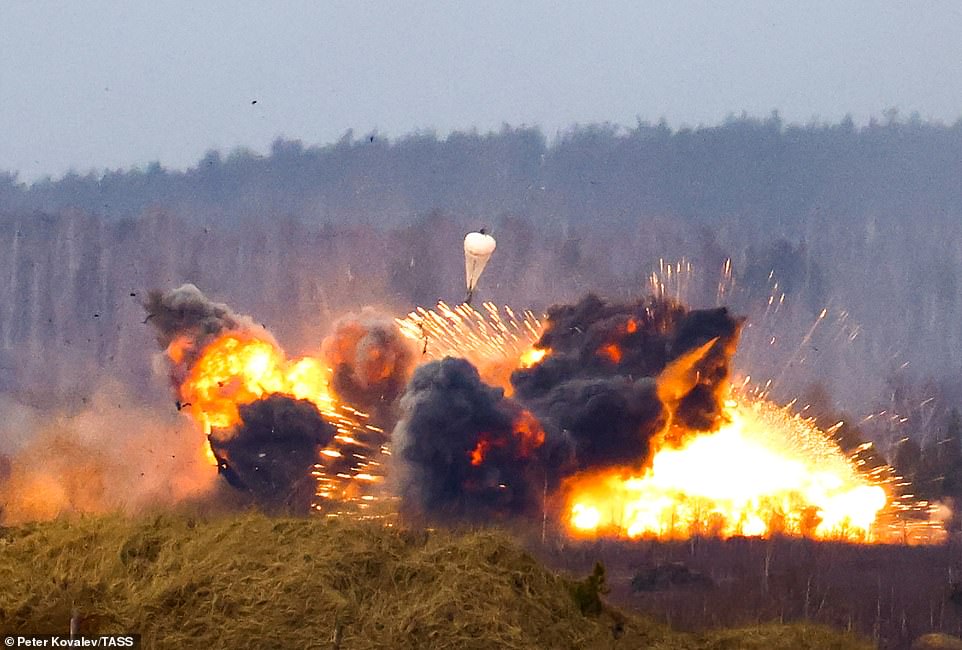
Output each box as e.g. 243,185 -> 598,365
2,1 -> 961,181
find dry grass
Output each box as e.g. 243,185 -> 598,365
0,513 -> 871,649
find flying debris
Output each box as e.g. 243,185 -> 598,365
463,230 -> 496,305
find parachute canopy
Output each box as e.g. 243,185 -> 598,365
464,231 -> 496,300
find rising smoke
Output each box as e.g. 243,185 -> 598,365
0,283 -> 277,524
144,286 -> 412,514
146,285 -> 338,513
6,284 -> 743,524
512,294 -> 741,433
144,283 -> 260,349
392,357 -> 555,521
144,283 -> 269,388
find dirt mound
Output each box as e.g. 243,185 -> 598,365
0,514 -> 870,649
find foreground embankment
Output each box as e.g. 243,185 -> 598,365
0,514 -> 871,649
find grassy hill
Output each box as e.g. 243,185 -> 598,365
0,513 -> 871,649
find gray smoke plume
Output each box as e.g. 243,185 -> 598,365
143,283 -> 267,387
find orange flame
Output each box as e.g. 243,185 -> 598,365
514,410 -> 546,457
168,331 -> 391,515
177,332 -> 333,433
519,347 -> 547,368
564,396 -> 889,542
165,335 -> 193,365
467,411 -> 546,466
469,437 -> 493,466
600,344 -> 622,364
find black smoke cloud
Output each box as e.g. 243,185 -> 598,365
321,310 -> 416,427
144,283 -> 258,348
667,306 -> 743,430
512,294 -> 741,432
393,357 -> 560,521
208,395 -> 336,514
523,376 -> 665,472
393,294 -> 742,521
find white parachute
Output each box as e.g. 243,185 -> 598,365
463,230 -> 496,304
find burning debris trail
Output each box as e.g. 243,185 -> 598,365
145,285 -> 402,514
395,301 -> 544,391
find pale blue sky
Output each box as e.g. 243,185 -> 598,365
2,1 -> 961,181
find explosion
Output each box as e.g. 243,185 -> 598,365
322,310 -> 416,427
563,397 -> 888,541
137,282 -> 942,544
393,293 -> 943,544
174,331 -> 334,432
145,285 -> 399,515
392,357 -> 551,521
396,301 -> 544,392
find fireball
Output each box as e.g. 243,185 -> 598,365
563,396 -> 889,541
164,329 -> 386,511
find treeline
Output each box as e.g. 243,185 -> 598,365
2,112 -> 961,234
